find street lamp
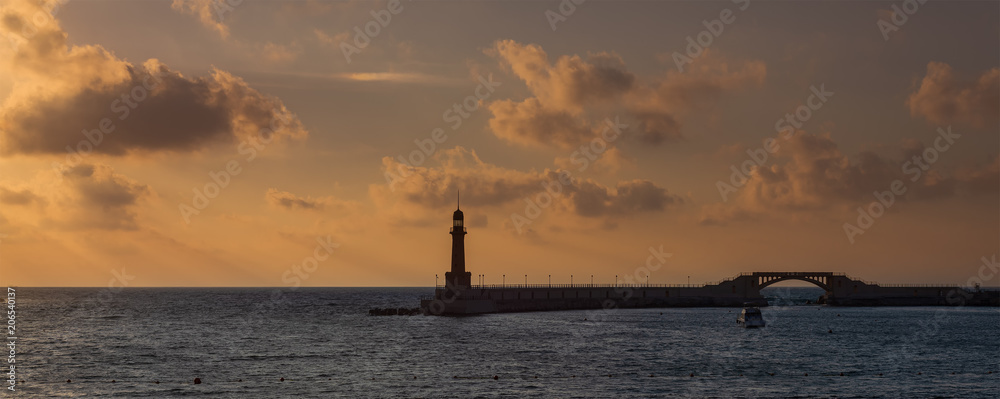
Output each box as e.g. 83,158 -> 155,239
615,275 -> 618,287
435,274 -> 438,287
525,274 -> 527,286
591,275 -> 594,286
571,275 -> 573,286
548,274 -> 551,287
688,276 -> 690,286
503,274 -> 505,287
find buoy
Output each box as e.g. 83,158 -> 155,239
194,378 -> 201,384
238,379 -> 242,382
659,312 -> 663,315
453,376 -> 457,379
155,381 -> 159,384
112,380 -> 116,383
493,375 -> 498,380
828,329 -> 833,333
584,318 -> 587,321
649,374 -> 654,377
803,373 -> 808,376
279,377 -> 285,382
988,371 -> 993,374
534,375 -> 538,379
689,373 -> 694,377
413,376 -> 417,379
572,375 -> 576,378
877,373 -> 883,376
66,379 -> 71,383
839,372 -> 844,376
917,372 -> 922,375
768,373 -> 775,376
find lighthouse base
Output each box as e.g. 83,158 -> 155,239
444,271 -> 471,289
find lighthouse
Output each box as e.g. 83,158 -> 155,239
444,193 -> 472,288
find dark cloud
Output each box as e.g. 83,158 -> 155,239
376,146 -> 680,221
907,62 -> 999,129
702,132 -> 996,226
568,179 -> 681,217
57,164 -> 151,230
0,0 -> 306,156
265,188 -> 329,211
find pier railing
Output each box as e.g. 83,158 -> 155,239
435,283 -> 707,289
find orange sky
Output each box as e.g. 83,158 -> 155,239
0,0 -> 997,287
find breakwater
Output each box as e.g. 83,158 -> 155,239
419,272 -> 998,315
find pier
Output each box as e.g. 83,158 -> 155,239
418,202 -> 999,315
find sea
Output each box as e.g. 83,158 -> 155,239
11,287 -> 1000,398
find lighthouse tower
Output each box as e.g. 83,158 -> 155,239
444,193 -> 472,288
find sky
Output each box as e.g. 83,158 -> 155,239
0,0 -> 997,287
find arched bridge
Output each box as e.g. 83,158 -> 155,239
716,272 -> 991,306
751,272 -> 834,291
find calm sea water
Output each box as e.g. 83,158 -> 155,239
11,287 -> 1000,398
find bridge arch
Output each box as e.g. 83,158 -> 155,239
753,272 -> 833,292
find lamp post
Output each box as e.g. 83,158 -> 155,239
615,275 -> 618,287
591,275 -> 594,286
548,274 -> 551,287
435,274 -> 438,288
571,275 -> 573,286
687,276 -> 690,286
503,274 -> 505,287
525,274 -> 527,286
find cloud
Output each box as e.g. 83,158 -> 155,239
0,187 -> 43,206
0,0 -> 307,156
701,131 -> 995,226
486,41 -> 765,149
955,156 -> 1000,195
487,98 -> 598,148
373,146 -> 680,226
171,0 -> 230,39
53,164 -> 151,230
263,188 -> 329,211
907,62 -> 1000,128
626,52 -> 766,144
569,179 -> 681,217
491,40 -> 635,113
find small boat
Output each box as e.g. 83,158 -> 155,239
737,304 -> 765,328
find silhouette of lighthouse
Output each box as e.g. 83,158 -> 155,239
444,191 -> 472,288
